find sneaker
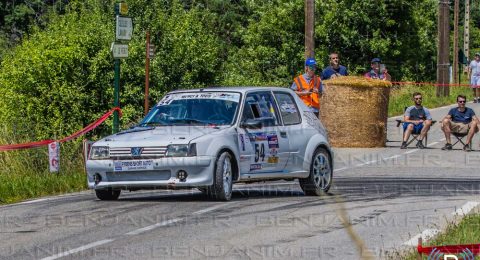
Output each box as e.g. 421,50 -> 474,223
463,144 -> 472,152
416,140 -> 425,149
400,141 -> 407,149
441,143 -> 453,150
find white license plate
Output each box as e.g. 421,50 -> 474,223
114,160 -> 154,172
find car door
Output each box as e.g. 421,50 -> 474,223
273,91 -> 307,171
237,91 -> 290,174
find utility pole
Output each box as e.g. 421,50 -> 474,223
305,0 -> 314,59
437,0 -> 450,97
464,0 -> 470,72
453,0 -> 459,83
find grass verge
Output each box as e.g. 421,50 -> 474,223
400,213 -> 480,259
0,130 -> 87,204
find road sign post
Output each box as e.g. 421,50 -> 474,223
112,2 -> 132,134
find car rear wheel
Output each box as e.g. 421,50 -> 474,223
95,189 -> 121,200
207,151 -> 233,201
299,147 -> 332,195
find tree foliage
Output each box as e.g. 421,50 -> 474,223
0,0 -> 477,140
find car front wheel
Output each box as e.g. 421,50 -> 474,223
299,147 -> 332,195
208,151 -> 233,201
95,189 -> 121,200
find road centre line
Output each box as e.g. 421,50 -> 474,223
41,203 -> 227,260
40,239 -> 114,260
453,201 -> 480,216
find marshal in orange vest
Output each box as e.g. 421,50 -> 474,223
293,74 -> 322,109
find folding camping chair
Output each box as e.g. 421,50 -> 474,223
451,132 -> 473,149
396,119 -> 436,147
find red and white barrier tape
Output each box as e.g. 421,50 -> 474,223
392,81 -> 474,87
0,107 -> 121,151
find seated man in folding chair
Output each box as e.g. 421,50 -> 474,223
401,92 -> 433,149
441,95 -> 479,151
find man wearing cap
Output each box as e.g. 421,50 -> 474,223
291,58 -> 322,116
467,53 -> 480,103
364,58 -> 391,81
321,52 -> 348,80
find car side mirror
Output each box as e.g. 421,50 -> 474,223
240,119 -> 263,129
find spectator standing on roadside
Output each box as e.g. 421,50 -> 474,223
321,52 -> 348,80
467,53 -> 480,103
364,58 -> 391,81
291,58 -> 322,116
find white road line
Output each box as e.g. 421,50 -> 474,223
41,203 -> 227,259
16,198 -> 49,205
193,204 -> 228,215
385,154 -> 402,160
125,218 -> 183,235
40,239 -> 114,260
334,140 -> 438,173
453,201 -> 480,216
403,229 -> 440,246
404,149 -> 419,154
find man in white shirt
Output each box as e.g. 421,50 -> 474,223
467,53 -> 480,103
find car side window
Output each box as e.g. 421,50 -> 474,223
242,92 -> 279,126
274,92 -> 301,125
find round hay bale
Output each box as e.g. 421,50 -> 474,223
320,76 -> 391,148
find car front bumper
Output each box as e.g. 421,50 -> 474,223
86,156 -> 214,190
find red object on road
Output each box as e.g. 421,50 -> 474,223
0,107 -> 121,151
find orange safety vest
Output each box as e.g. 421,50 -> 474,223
294,75 -> 321,109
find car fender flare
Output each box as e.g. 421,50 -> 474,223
205,139 -> 240,181
302,134 -> 333,172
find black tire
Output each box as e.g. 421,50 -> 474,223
207,151 -> 233,201
95,189 -> 121,200
299,147 -> 332,196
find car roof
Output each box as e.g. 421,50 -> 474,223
169,86 -> 293,94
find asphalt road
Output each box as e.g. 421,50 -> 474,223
1,103 -> 480,260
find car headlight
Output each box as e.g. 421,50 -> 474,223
89,146 -> 110,160
166,144 -> 196,157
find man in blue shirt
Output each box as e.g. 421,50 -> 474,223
441,95 -> 479,151
401,92 -> 433,149
321,52 -> 348,80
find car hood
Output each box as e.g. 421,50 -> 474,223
93,125 -> 230,147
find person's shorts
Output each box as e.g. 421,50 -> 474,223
470,76 -> 480,88
450,121 -> 479,134
403,122 -> 423,134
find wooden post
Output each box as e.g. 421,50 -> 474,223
437,0 -> 450,97
144,31 -> 150,116
305,0 -> 314,59
453,0 -> 459,83
464,0 -> 470,72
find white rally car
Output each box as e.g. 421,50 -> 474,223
86,87 -> 333,201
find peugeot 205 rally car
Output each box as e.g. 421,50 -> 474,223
86,87 -> 333,201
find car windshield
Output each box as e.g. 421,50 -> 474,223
139,92 -> 240,126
